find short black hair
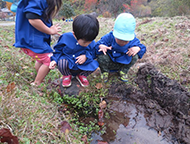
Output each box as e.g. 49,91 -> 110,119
73,14 -> 99,41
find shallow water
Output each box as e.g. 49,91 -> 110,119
91,101 -> 172,144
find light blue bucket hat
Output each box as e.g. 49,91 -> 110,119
113,13 -> 136,41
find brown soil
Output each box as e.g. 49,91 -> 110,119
108,63 -> 190,143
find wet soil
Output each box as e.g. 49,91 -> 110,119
58,63 -> 190,144
135,63 -> 190,144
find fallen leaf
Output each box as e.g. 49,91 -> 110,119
58,121 -> 72,133
65,129 -> 69,135
99,100 -> 107,109
0,128 -> 19,144
95,83 -> 102,89
6,82 -> 15,92
98,121 -> 104,126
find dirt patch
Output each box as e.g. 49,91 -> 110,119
136,63 -> 190,143
108,63 -> 190,143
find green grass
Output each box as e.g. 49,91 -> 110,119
0,15 -> 190,143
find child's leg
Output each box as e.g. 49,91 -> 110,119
120,54 -> 138,74
97,54 -> 112,73
79,71 -> 93,77
35,61 -> 42,72
33,63 -> 50,85
58,59 -> 72,87
57,59 -> 71,75
119,55 -> 138,82
20,48 -> 51,85
97,54 -> 120,82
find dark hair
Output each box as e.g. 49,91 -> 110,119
45,0 -> 62,21
73,14 -> 99,41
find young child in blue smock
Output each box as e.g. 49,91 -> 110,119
49,14 -> 99,87
96,13 -> 146,82
14,0 -> 62,86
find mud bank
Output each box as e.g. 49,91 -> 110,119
108,63 -> 190,143
137,63 -> 190,143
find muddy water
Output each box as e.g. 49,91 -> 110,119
91,100 -> 171,144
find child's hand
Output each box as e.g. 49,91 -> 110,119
126,46 -> 140,56
75,55 -> 87,64
98,44 -> 112,55
50,24 -> 62,35
49,61 -> 57,69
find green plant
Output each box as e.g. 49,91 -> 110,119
59,3 -> 75,19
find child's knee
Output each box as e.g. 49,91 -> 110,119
97,54 -> 110,63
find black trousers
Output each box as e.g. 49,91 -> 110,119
97,54 -> 138,74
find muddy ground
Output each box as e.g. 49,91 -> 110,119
107,63 -> 190,144
58,63 -> 190,144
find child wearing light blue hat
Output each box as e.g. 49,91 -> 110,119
96,13 -> 146,82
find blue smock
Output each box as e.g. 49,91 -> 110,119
95,31 -> 146,64
51,32 -> 99,71
14,0 -> 53,54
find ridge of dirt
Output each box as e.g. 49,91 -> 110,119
108,63 -> 190,144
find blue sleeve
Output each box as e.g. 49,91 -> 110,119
83,51 -> 93,64
83,41 -> 96,64
23,0 -> 47,16
50,35 -> 64,64
129,37 -> 146,59
96,32 -> 113,47
95,32 -> 114,56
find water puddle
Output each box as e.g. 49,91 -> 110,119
91,100 -> 172,144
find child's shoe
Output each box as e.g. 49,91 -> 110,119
76,75 -> 89,87
62,75 -> 72,87
101,72 -> 109,83
119,71 -> 128,82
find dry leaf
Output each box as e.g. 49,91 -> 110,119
0,128 -> 19,144
95,83 -> 102,89
6,82 -> 15,92
58,121 -> 72,133
98,121 -> 104,126
99,100 -> 107,109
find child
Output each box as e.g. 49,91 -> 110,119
14,0 -> 62,86
96,13 -> 146,82
49,14 -> 99,87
